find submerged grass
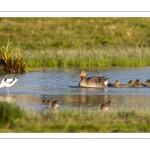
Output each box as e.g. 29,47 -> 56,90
1,102 -> 150,132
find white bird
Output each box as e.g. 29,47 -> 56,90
0,78 -> 18,93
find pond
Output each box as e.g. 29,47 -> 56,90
0,66 -> 150,112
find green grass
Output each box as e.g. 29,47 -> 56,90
22,47 -> 150,67
1,18 -> 150,67
1,102 -> 150,132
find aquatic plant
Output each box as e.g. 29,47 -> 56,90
0,41 -> 27,73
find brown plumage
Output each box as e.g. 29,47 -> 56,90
134,79 -> 147,87
145,79 -> 150,87
42,99 -> 60,109
78,71 -> 109,88
51,100 -> 60,109
101,101 -> 111,111
115,80 -> 128,87
127,80 -> 135,87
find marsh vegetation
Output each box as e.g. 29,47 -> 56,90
0,18 -> 150,67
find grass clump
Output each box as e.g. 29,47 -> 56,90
0,101 -> 26,128
1,103 -> 150,132
0,41 -> 27,73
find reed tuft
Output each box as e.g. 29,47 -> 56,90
0,41 -> 27,73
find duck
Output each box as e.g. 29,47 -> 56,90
134,79 -> 147,87
115,80 -> 128,87
127,80 -> 135,87
0,78 -> 18,93
42,99 -> 60,109
145,79 -> 150,87
101,101 -> 111,111
78,71 -> 109,88
51,100 -> 60,109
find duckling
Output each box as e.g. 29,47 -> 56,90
115,80 -> 128,87
78,71 -> 109,88
101,101 -> 111,111
127,80 -> 135,87
145,79 -> 150,87
134,79 -> 147,87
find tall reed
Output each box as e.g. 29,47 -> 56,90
0,41 -> 27,73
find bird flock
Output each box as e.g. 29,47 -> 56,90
1,70 -> 148,111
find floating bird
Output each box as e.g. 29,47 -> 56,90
101,101 -> 111,111
145,79 -> 150,87
42,99 -> 60,109
0,78 -> 18,93
134,79 -> 147,87
115,80 -> 128,87
78,71 -> 109,88
127,80 -> 135,87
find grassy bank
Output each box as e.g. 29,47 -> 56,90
1,18 -> 150,67
23,47 -> 150,67
1,102 -> 150,132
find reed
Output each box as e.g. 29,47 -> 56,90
22,47 -> 150,67
0,41 -> 27,73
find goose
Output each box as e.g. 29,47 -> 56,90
78,71 -> 109,88
115,80 -> 128,87
0,78 -> 18,93
101,101 -> 111,111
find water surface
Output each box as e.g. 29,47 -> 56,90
0,66 -> 150,112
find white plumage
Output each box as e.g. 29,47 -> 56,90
0,78 -> 18,93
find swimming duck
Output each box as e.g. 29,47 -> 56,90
78,71 -> 109,88
101,101 -> 111,111
127,80 -> 135,87
134,79 -> 147,87
145,79 -> 150,87
115,80 -> 128,87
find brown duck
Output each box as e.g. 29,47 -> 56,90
42,99 -> 60,109
134,79 -> 147,87
145,79 -> 150,87
101,101 -> 111,111
115,80 -> 128,87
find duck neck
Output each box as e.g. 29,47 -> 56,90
81,76 -> 86,82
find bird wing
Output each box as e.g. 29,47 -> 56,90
4,78 -> 16,84
86,76 -> 108,84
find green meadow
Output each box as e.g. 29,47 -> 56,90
0,18 -> 150,67
1,18 -> 150,133
1,102 -> 150,132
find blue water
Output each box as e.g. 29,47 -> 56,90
0,66 -> 150,112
